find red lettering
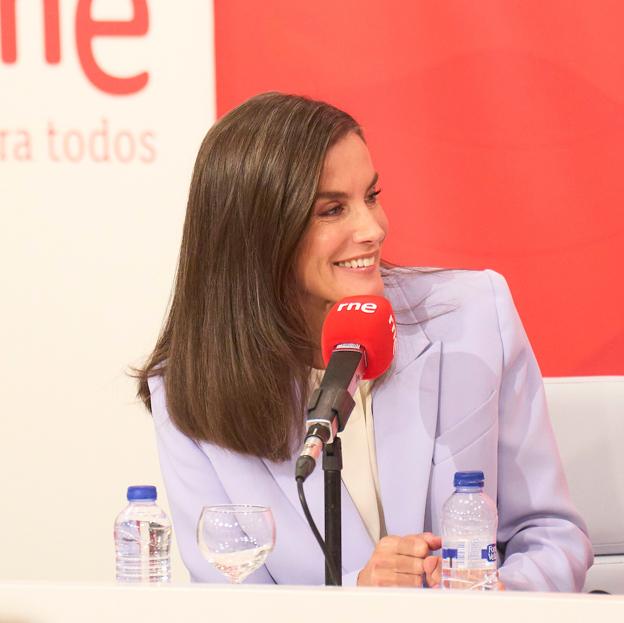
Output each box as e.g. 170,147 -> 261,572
114,130 -> 135,162
139,130 -> 156,163
88,118 -> 110,162
0,128 -> 32,161
75,0 -> 149,96
44,121 -> 156,163
0,128 -> 8,159
0,0 -> 60,63
63,129 -> 84,162
43,0 -> 60,63
0,0 -> 16,62
46,121 -> 61,161
14,128 -> 32,160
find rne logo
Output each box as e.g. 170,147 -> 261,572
0,0 -> 149,95
336,301 -> 378,314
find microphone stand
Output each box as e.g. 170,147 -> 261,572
323,436 -> 343,585
315,348 -> 363,586
296,346 -> 365,586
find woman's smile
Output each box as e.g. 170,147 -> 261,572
333,252 -> 378,269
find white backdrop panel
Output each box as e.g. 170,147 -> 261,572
0,0 -> 215,581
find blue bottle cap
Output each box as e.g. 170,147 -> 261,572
454,471 -> 485,487
127,485 -> 157,501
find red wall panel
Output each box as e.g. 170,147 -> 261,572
214,0 -> 624,376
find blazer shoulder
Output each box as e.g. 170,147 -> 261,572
383,267 -> 507,321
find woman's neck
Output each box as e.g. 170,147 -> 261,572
302,302 -> 332,370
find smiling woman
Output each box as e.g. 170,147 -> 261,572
134,92 -> 592,591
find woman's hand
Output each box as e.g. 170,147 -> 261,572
357,533 -> 442,587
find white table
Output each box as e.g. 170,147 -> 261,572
1,582 -> 623,623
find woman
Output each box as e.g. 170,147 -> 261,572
137,92 -> 592,589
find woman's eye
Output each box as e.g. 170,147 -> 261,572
319,204 -> 343,217
366,188 -> 382,205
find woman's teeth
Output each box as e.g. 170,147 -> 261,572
335,257 -> 375,268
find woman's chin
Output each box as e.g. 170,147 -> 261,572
334,273 -> 385,299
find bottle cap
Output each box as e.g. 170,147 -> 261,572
127,485 -> 157,501
454,471 -> 485,487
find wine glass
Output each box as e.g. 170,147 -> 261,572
197,504 -> 275,583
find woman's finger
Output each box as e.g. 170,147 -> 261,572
377,534 -> 442,558
373,568 -> 424,588
394,535 -> 432,558
423,555 -> 442,587
377,535 -> 401,553
375,553 -> 425,575
421,533 -> 442,552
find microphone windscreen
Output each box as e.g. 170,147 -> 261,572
321,295 -> 396,380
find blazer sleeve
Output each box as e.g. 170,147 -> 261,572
486,270 -> 593,591
148,375 -> 276,584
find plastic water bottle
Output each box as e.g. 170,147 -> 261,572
441,471 -> 498,590
114,485 -> 172,583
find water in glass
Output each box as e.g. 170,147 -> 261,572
197,505 -> 275,583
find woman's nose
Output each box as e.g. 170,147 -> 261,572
352,204 -> 387,245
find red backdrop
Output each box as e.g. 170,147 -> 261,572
214,0 -> 624,376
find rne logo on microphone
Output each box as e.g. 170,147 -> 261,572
0,0 -> 149,95
336,301 -> 378,314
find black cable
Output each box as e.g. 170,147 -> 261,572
296,476 -> 340,586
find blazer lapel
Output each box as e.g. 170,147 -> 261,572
373,275 -> 442,536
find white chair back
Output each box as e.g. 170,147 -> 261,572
544,376 -> 624,594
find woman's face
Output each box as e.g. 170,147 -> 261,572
296,131 -> 389,329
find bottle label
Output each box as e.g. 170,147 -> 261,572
442,539 -> 497,569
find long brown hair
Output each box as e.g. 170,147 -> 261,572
136,93 -> 361,461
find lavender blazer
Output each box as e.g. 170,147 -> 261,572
149,269 -> 593,590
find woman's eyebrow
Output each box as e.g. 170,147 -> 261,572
315,172 -> 379,200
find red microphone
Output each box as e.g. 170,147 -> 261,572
295,295 -> 396,481
321,295 -> 396,380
